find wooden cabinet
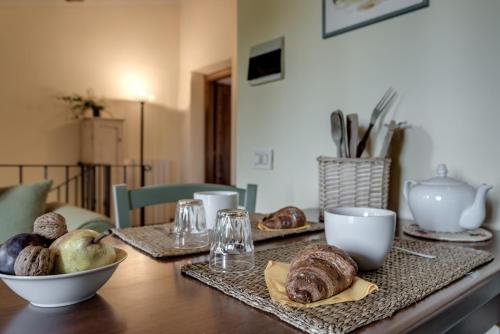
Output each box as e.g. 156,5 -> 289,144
80,118 -> 124,165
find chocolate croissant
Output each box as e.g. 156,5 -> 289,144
286,244 -> 358,304
261,207 -> 306,229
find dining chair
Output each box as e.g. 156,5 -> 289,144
112,183 -> 258,228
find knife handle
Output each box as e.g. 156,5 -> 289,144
356,123 -> 374,158
346,114 -> 358,159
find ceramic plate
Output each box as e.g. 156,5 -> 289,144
403,224 -> 492,243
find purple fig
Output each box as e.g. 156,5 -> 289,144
0,233 -> 48,275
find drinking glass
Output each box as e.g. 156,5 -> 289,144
172,199 -> 209,249
209,209 -> 254,273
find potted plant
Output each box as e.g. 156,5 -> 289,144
57,90 -> 106,119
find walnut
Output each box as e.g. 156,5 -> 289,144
14,245 -> 55,276
33,212 -> 68,241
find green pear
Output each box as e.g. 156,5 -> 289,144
50,229 -> 116,274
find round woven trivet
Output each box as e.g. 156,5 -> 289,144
403,223 -> 492,242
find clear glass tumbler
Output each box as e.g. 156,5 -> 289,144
209,209 -> 255,273
172,199 -> 209,249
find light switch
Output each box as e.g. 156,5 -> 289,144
253,148 -> 273,170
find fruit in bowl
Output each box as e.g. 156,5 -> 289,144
0,212 -> 127,307
0,248 -> 127,307
0,233 -> 48,275
14,245 -> 55,276
50,230 -> 116,274
33,212 -> 68,241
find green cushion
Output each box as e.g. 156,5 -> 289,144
46,202 -> 113,232
0,180 -> 52,243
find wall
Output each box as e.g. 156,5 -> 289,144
236,0 -> 500,230
0,0 -> 237,225
177,0 -> 237,183
0,3 -> 183,185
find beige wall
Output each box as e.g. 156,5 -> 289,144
177,0 -> 237,183
0,3 -> 182,180
177,0 -> 236,110
236,0 -> 500,230
0,1 -> 238,189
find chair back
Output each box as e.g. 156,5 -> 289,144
112,183 -> 257,228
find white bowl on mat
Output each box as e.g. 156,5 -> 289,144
324,207 -> 396,271
0,248 -> 127,308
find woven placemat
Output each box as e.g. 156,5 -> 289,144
403,223 -> 493,242
181,239 -> 493,334
111,214 -> 324,258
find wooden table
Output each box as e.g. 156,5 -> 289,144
0,217 -> 499,334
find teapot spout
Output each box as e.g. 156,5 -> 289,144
459,184 -> 493,230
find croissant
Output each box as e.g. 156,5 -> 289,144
261,207 -> 306,229
286,244 -> 358,304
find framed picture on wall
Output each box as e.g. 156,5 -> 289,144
323,0 -> 429,39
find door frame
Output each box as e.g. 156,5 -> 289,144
204,67 -> 232,184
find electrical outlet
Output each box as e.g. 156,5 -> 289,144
253,148 -> 273,170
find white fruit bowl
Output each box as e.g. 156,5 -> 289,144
0,248 -> 127,308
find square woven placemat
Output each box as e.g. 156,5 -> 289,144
181,239 -> 493,334
111,214 -> 324,258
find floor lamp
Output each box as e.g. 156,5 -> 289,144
139,100 -> 145,226
137,92 -> 154,226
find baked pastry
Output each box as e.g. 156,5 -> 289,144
261,207 -> 306,229
286,244 -> 358,304
33,212 -> 67,241
14,245 -> 55,276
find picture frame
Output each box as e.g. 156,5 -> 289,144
323,0 -> 429,39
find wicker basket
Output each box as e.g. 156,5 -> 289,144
318,156 -> 391,218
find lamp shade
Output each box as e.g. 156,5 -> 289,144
136,91 -> 155,103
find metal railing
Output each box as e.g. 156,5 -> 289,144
0,163 -> 149,217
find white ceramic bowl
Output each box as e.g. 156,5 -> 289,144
0,248 -> 127,307
324,207 -> 396,271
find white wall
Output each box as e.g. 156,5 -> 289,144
236,0 -> 500,230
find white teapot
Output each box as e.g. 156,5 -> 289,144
404,164 -> 493,232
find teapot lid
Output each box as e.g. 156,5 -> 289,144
421,164 -> 466,186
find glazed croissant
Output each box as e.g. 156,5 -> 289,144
286,244 -> 358,304
261,207 -> 306,229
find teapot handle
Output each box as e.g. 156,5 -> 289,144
403,180 -> 417,202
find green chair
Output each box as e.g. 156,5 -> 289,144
112,183 -> 258,228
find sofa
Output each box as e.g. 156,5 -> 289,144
45,202 -> 113,232
0,180 -> 113,243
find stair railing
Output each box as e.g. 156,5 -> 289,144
0,163 -> 149,217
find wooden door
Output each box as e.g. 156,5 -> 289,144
205,69 -> 231,185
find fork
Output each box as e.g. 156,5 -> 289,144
356,88 -> 398,157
